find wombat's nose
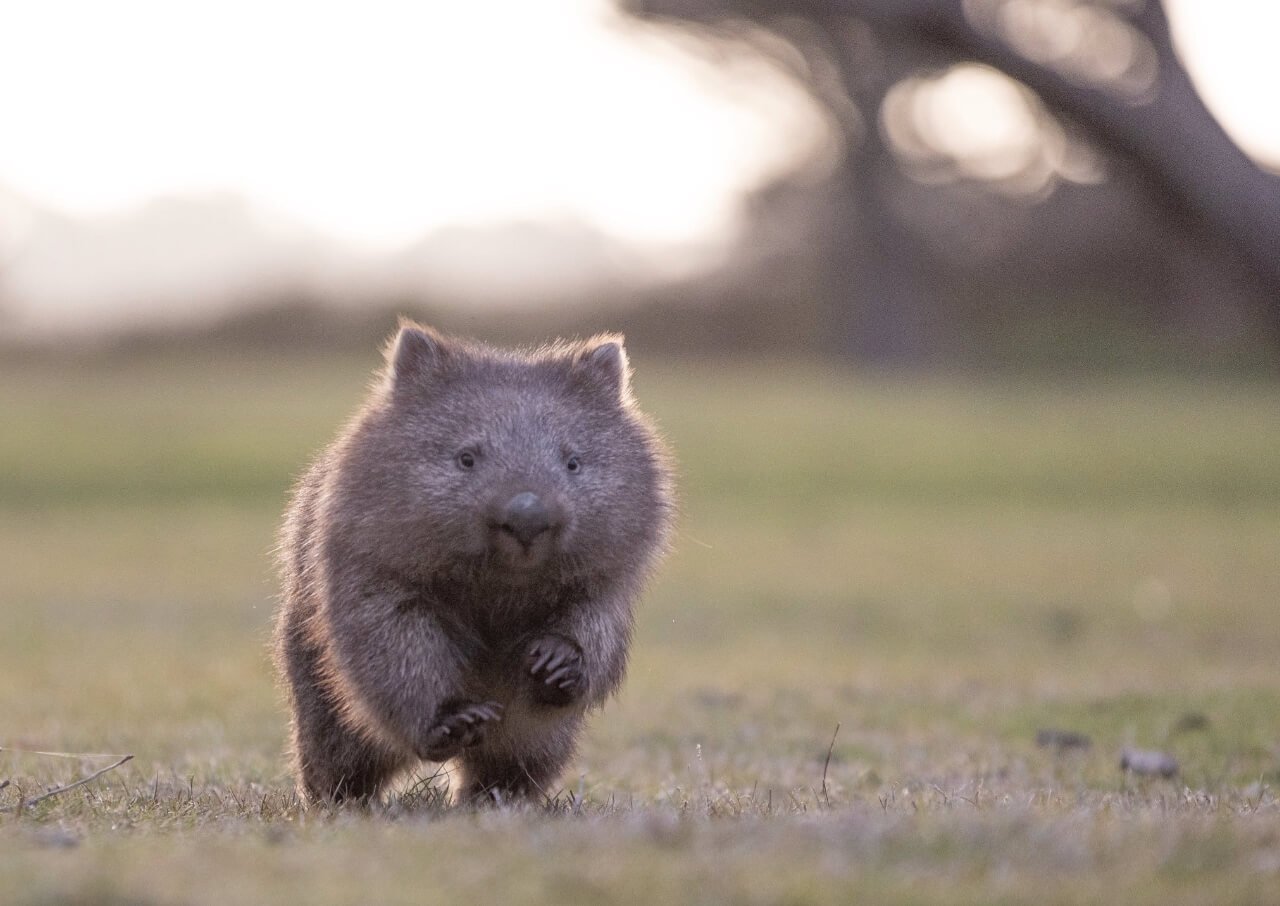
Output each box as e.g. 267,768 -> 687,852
499,492 -> 554,546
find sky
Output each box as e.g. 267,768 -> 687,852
0,0 -> 824,248
0,0 -> 1277,329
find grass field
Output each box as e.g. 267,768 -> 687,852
2,346 -> 1279,904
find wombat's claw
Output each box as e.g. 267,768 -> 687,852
420,701 -> 503,761
526,635 -> 586,706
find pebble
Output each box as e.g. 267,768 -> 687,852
1120,747 -> 1179,778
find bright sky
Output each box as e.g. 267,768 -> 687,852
0,0 -> 824,249
0,0 -> 1276,323
1165,0 -> 1280,167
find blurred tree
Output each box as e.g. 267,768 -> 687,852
623,0 -> 1280,364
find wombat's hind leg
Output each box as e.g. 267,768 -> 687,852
295,728 -> 404,805
289,674 -> 406,804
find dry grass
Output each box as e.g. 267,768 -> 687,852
2,350 -> 1279,903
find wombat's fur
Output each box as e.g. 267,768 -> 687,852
273,322 -> 673,804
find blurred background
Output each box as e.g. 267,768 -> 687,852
2,0 -> 1279,369
3,0 -> 1280,827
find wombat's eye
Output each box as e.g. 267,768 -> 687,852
456,451 -> 476,470
565,455 -> 581,474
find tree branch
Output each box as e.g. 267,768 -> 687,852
628,0 -> 1280,317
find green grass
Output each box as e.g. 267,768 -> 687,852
2,349 -> 1279,904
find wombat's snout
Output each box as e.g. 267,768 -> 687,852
498,492 -> 557,546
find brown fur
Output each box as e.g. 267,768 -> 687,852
273,322 -> 674,804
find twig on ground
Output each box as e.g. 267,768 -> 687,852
1,746 -> 127,759
821,722 -> 841,808
0,754 -> 134,813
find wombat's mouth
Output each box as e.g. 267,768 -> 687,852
490,526 -> 559,572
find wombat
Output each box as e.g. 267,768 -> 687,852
273,322 -> 674,804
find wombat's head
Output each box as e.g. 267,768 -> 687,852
342,322 -> 672,587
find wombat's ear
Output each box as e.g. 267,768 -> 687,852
386,322 -> 447,386
572,335 -> 631,402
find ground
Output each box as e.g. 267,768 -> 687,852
2,348 -> 1278,904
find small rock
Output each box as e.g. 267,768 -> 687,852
1120,747 -> 1178,778
1036,729 -> 1092,751
1172,712 -> 1210,733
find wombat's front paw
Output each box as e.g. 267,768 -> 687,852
525,634 -> 587,707
419,700 -> 503,762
